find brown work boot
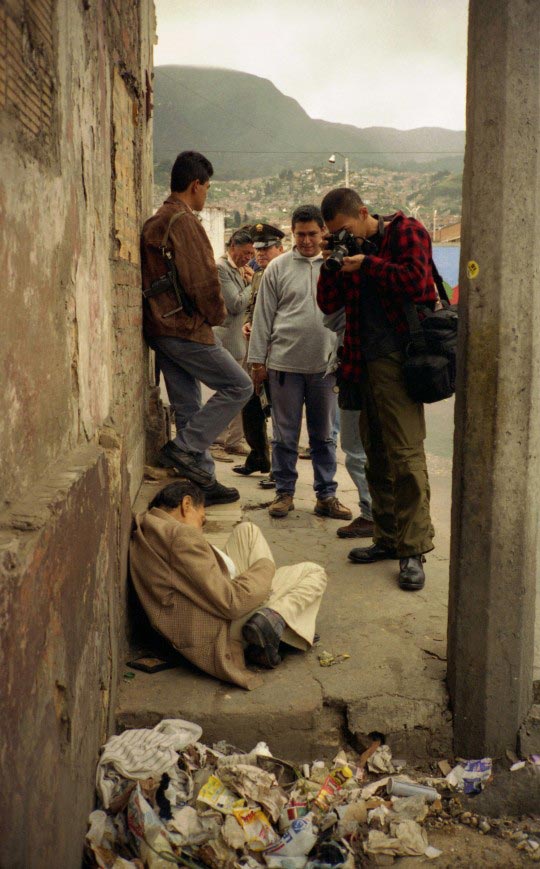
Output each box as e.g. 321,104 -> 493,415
269,494 -> 295,518
210,445 -> 234,463
314,497 -> 353,520
225,441 -> 250,456
336,515 -> 374,539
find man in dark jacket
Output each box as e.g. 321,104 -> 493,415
141,151 -> 252,504
317,187 -> 437,591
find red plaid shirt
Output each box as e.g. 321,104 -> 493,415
317,212 -> 437,380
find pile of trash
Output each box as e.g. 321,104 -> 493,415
84,719 -> 540,867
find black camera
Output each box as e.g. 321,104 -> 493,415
323,229 -> 363,272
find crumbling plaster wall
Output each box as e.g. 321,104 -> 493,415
0,0 -> 158,865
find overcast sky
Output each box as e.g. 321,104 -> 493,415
154,0 -> 468,131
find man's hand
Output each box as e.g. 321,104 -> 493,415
250,364 -> 268,394
341,254 -> 365,273
320,234 -> 332,261
243,265 -> 254,283
242,322 -> 252,339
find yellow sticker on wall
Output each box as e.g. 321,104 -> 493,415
467,260 -> 480,279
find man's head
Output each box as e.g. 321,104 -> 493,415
227,229 -> 255,268
170,150 -> 213,212
291,205 -> 324,257
148,480 -> 206,530
251,222 -> 285,268
320,188 -> 373,238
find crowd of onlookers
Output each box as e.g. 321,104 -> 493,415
133,149 -> 439,686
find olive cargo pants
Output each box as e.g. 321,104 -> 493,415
359,352 -> 435,557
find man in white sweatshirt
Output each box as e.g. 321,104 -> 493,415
248,205 -> 352,520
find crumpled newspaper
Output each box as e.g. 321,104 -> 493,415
166,804 -> 220,845
220,763 -> 288,821
367,745 -> 395,774
364,820 -> 428,857
390,795 -> 429,823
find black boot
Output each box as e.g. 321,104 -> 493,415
398,556 -> 426,591
200,481 -> 240,505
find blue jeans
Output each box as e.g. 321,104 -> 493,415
340,409 -> 373,521
152,336 -> 252,477
269,369 -> 338,500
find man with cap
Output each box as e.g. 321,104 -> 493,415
233,223 -> 285,477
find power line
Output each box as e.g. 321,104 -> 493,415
161,149 -> 462,155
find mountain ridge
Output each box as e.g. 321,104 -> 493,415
153,65 -> 464,180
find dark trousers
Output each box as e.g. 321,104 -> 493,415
242,392 -> 270,470
359,352 -> 435,557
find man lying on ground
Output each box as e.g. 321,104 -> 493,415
129,481 -> 327,690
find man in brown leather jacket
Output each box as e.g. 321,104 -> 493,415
141,151 -> 253,505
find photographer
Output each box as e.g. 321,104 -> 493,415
317,188 -> 437,591
141,151 -> 252,505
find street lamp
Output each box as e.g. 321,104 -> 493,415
328,152 -> 350,187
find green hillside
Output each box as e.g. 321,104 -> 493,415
153,66 -> 465,181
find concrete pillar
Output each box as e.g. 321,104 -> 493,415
448,0 -> 540,756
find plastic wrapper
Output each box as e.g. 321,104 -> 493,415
264,814 -> 318,861
233,807 -> 280,851
313,766 -> 353,811
197,774 -> 246,814
445,757 -> 492,794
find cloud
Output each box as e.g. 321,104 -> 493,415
154,0 -> 467,130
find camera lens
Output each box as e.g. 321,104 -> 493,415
325,250 -> 345,272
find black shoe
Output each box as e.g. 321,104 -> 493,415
398,556 -> 426,591
242,611 -> 284,649
348,542 -> 398,564
232,461 -> 271,476
158,441 -> 213,487
259,476 -> 276,489
244,644 -> 281,669
201,481 -> 240,506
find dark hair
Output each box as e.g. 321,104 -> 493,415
228,229 -> 253,247
170,151 -> 213,192
148,480 -> 205,511
291,204 -> 324,230
320,188 -> 364,222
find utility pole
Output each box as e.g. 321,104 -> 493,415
328,153 -> 350,187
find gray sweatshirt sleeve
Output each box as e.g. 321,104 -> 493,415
323,308 -> 346,336
247,266 -> 278,364
217,262 -> 250,315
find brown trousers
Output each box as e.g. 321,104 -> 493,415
359,352 -> 435,557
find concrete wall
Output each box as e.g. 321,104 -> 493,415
201,205 -> 226,257
0,1 -> 157,865
448,0 -> 540,756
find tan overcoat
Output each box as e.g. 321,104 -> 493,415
129,508 -> 275,689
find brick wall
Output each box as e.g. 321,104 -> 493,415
0,1 -> 159,865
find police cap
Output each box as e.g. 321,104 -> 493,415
250,222 -> 285,249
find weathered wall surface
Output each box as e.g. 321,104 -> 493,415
0,1 -> 158,865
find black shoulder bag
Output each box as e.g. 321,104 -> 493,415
401,261 -> 458,403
